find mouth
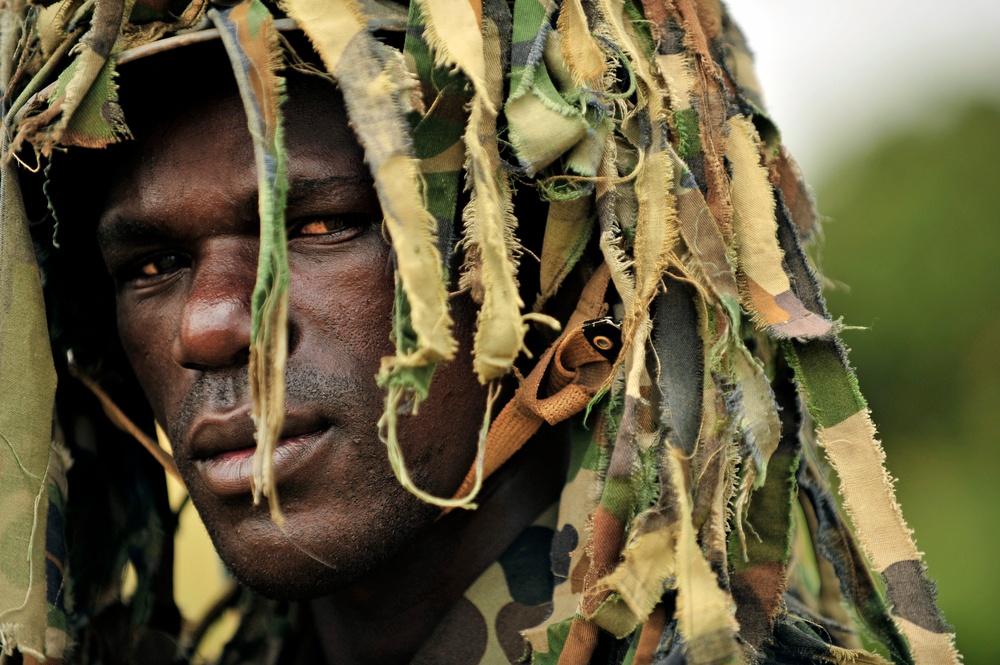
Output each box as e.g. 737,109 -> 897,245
189,411 -> 333,497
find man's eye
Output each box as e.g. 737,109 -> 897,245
290,215 -> 369,239
299,219 -> 346,235
131,253 -> 185,281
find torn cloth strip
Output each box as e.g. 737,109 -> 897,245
787,339 -> 959,664
284,0 -> 466,507
726,363 -> 801,651
416,0 -> 533,384
0,127 -> 57,659
403,0 -> 471,276
209,0 -> 291,523
284,0 -> 456,369
9,0 -> 134,156
798,456 -> 912,663
0,0 -> 963,661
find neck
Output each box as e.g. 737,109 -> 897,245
309,423 -> 569,665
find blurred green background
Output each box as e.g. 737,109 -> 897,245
814,101 -> 999,663
718,0 -> 1000,658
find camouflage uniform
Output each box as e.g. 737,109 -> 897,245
0,0 -> 959,663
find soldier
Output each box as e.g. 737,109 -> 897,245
0,0 -> 959,663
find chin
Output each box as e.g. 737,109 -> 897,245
194,481 -> 441,600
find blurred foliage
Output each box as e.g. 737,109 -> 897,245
815,101 -> 1000,663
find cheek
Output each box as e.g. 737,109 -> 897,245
115,292 -> 183,422
290,231 -> 488,496
289,231 -> 395,368
393,293 -> 489,496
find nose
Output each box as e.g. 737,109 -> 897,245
172,242 -> 255,371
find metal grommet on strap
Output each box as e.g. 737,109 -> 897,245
592,335 -> 613,351
582,316 -> 622,361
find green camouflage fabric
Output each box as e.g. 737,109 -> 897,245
0,78 -> 60,660
0,0 -> 960,663
208,0 -> 292,523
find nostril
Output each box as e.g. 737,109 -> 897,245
179,347 -> 251,373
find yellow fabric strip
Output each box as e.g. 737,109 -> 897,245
816,411 -> 919,567
726,114 -> 791,297
282,0 -> 359,64
893,616 -> 962,665
505,91 -> 590,174
727,115 -> 833,337
596,520 -> 677,631
417,0 -> 529,382
414,0 -> 490,107
286,0 -> 456,365
632,149 -> 678,315
538,196 -> 592,306
817,411 -> 961,664
668,448 -> 742,664
556,0 -> 606,86
730,341 -> 780,485
657,52 -> 695,112
596,134 -> 636,312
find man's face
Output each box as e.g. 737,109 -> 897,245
97,76 -> 487,597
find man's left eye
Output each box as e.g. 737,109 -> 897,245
291,216 -> 364,238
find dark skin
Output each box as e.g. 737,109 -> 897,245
96,78 -> 567,663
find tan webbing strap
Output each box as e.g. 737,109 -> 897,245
453,263 -> 613,501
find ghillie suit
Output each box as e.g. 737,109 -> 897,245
0,0 -> 961,663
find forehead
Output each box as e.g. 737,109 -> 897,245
97,63 -> 369,231
114,57 -> 362,172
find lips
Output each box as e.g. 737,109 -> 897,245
187,408 -> 332,497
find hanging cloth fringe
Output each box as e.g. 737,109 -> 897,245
209,0 -> 290,522
0,0 -> 964,660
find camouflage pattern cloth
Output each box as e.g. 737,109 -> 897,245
0,0 -> 960,663
411,504 -> 560,664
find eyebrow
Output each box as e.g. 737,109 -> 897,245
286,173 -> 374,209
98,173 -> 376,250
97,217 -> 172,251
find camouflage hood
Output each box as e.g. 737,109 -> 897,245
0,0 -> 959,663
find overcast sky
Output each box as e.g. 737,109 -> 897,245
723,0 -> 1000,181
